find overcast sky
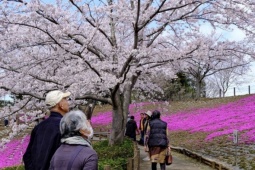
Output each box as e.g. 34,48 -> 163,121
200,23 -> 255,97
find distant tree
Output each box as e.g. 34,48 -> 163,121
206,62 -> 249,97
179,33 -> 252,99
162,71 -> 196,100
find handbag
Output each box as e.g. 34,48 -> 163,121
165,154 -> 172,165
165,147 -> 172,165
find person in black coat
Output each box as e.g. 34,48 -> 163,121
145,110 -> 170,170
125,115 -> 139,141
23,90 -> 71,170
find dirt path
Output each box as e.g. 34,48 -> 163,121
139,145 -> 214,170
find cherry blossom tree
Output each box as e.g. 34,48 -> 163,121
206,62 -> 249,97
176,33 -> 253,99
0,0 -> 255,145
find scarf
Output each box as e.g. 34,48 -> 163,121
61,136 -> 92,148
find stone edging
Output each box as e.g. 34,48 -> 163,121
171,146 -> 234,170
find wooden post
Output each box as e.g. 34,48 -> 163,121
234,87 -> 236,96
219,164 -> 222,170
99,129 -> 102,140
127,158 -> 133,170
136,144 -> 139,151
211,162 -> 215,168
249,85 -> 251,95
104,165 -> 111,170
198,156 -> 202,162
133,149 -> 140,170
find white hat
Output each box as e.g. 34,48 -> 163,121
145,111 -> 152,117
45,90 -> 71,107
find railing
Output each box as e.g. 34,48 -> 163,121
92,130 -> 110,141
171,146 -> 230,170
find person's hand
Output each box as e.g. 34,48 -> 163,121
144,145 -> 149,152
167,146 -> 171,153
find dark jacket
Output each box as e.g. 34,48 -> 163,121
49,144 -> 98,170
148,118 -> 168,147
125,119 -> 137,140
23,112 -> 63,170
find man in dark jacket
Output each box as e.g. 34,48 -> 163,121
23,90 -> 71,170
125,115 -> 139,141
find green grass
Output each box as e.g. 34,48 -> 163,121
3,165 -> 25,170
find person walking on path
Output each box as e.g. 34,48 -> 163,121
138,112 -> 145,145
125,115 -> 139,141
49,110 -> 98,170
23,90 -> 71,170
143,110 -> 152,161
145,110 -> 170,170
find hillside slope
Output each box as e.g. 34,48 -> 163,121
92,95 -> 254,170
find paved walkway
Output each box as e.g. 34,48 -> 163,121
139,145 -> 213,170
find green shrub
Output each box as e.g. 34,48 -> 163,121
94,137 -> 134,170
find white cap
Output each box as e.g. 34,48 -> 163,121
145,111 -> 152,117
45,90 -> 71,107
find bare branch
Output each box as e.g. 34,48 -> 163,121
0,97 -> 32,119
138,0 -> 166,31
75,94 -> 112,105
0,86 -> 44,100
69,0 -> 114,46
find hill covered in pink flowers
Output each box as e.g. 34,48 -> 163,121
92,95 -> 255,143
1,95 -> 255,168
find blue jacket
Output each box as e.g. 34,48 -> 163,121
23,112 -> 63,170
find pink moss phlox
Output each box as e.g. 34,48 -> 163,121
0,135 -> 30,168
91,97 -> 255,142
164,95 -> 255,142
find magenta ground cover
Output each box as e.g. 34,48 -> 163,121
165,95 -> 255,142
0,135 -> 30,168
91,101 -> 154,126
91,96 -> 255,142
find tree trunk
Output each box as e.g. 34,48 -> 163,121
78,100 -> 96,120
109,84 -> 132,145
195,79 -> 202,99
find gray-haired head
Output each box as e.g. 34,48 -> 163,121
60,110 -> 92,138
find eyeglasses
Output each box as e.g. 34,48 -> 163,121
63,97 -> 71,101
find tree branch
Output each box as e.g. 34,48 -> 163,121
69,0 -> 114,46
0,97 -> 32,119
75,94 -> 112,105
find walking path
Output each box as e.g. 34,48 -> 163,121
139,145 -> 213,170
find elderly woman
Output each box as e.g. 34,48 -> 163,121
49,110 -> 98,170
